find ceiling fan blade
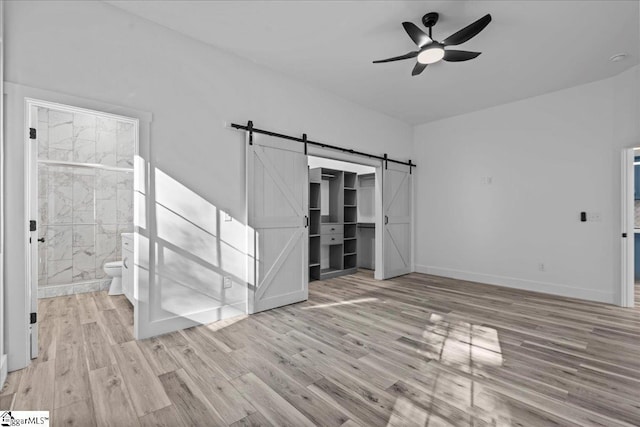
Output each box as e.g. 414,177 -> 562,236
402,22 -> 432,47
373,51 -> 419,64
443,50 -> 481,62
442,14 -> 492,46
412,62 -> 427,76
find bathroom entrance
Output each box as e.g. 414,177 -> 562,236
25,99 -> 138,358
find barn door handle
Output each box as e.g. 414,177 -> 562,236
385,215 -> 389,225
304,215 -> 309,228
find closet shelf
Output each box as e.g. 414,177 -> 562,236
309,167 -> 362,282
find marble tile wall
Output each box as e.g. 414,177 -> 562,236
37,107 -> 134,297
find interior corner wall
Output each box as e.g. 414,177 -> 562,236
413,65 -> 640,304
2,1 -> 412,370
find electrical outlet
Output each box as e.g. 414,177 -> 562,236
223,276 -> 232,289
589,212 -> 602,222
481,176 -> 493,185
538,262 -> 545,272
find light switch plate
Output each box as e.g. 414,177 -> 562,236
223,276 -> 232,289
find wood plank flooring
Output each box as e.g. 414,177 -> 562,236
2,272 -> 640,426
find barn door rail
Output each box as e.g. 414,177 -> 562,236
231,121 -> 416,170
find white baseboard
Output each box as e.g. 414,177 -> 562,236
0,354 -> 7,391
414,265 -> 615,304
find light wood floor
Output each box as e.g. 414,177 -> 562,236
2,272 -> 640,426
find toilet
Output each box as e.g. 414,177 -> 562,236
104,261 -> 124,295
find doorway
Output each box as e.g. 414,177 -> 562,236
26,98 -> 138,358
245,130 -> 413,314
622,147 -> 640,308
307,155 -> 377,281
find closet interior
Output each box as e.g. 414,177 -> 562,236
308,157 -> 376,281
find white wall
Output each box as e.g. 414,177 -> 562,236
3,1 -> 412,370
308,156 -> 375,175
413,65 -> 640,304
0,0 -> 6,387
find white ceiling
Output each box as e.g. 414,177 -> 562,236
109,0 -> 640,125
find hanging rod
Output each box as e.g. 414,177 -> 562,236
230,121 -> 416,169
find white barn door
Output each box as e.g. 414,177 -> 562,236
247,134 -> 308,313
383,162 -> 412,278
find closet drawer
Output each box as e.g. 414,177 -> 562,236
321,234 -> 343,245
321,224 -> 343,235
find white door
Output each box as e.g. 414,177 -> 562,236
27,105 -> 39,358
621,148 -> 635,307
383,162 -> 412,279
247,133 -> 308,313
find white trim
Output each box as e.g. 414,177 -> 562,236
415,265 -> 616,304
621,148 -> 636,307
0,355 -> 6,391
0,0 -> 6,386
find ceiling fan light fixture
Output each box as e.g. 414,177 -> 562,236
417,44 -> 445,64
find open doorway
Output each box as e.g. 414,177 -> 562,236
307,156 -> 377,281
246,129 -> 413,314
26,99 -> 138,358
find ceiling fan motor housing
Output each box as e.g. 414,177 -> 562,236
422,12 -> 439,28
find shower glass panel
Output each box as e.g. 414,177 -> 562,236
36,106 -> 134,298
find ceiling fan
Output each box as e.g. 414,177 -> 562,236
373,12 -> 492,76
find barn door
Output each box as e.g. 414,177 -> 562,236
247,133 -> 308,313
383,162 -> 412,278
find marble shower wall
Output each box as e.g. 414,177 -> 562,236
37,106 -> 134,298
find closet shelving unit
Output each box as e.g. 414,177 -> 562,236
309,169 -> 322,280
343,172 -> 357,271
309,167 -> 358,281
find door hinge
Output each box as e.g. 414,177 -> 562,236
622,233 -> 628,238
30,220 -> 37,231
30,312 -> 37,324
29,128 -> 36,139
